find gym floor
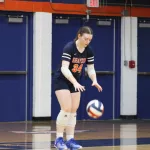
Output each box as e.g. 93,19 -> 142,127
0,120 -> 150,149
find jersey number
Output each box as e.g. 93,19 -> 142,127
72,64 -> 83,73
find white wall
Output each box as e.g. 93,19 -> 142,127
33,12 -> 52,117
120,17 -> 137,116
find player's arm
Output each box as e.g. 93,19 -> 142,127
61,60 -> 78,85
87,64 -> 102,92
87,64 -> 97,82
61,60 -> 85,92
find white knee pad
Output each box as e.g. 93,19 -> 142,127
56,110 -> 70,126
67,113 -> 77,127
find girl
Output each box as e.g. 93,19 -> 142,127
54,26 -> 102,150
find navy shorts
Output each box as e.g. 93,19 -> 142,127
53,78 -> 78,93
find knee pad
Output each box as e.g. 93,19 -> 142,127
67,112 -> 77,127
56,110 -> 70,126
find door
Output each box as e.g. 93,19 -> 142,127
0,14 -> 30,121
52,15 -> 81,120
78,19 -> 117,120
137,19 -> 150,119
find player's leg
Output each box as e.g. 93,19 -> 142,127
54,89 -> 72,150
66,91 -> 82,149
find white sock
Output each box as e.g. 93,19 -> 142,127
66,134 -> 74,141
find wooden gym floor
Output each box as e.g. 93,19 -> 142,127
0,120 -> 150,149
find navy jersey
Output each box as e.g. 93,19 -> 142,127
54,41 -> 94,81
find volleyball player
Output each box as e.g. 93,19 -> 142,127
53,26 -> 103,150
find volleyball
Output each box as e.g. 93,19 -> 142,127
86,99 -> 104,119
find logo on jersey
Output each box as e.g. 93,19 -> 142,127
72,58 -> 86,63
71,58 -> 86,73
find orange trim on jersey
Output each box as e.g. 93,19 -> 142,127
1,1 -> 150,17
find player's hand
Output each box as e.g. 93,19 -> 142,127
73,82 -> 85,92
92,81 -> 103,92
